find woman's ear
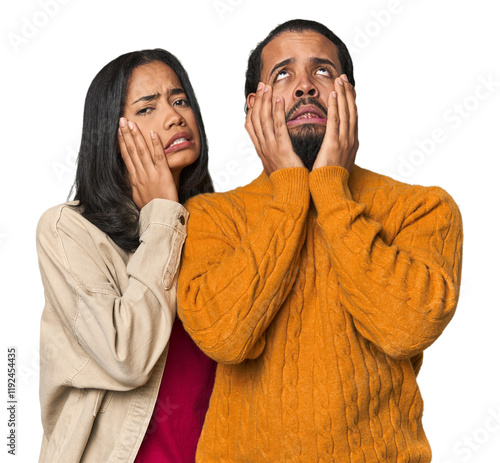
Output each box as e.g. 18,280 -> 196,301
246,93 -> 256,110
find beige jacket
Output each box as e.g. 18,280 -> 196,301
36,199 -> 188,462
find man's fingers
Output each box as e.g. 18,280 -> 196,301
326,90 -> 340,142
245,107 -> 263,158
250,82 -> 265,144
273,95 -> 292,148
336,77 -> 350,142
344,81 -> 358,143
249,82 -> 280,169
260,85 -> 275,143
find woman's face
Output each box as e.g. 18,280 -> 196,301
122,61 -> 201,176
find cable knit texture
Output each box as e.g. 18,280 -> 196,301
177,165 -> 463,462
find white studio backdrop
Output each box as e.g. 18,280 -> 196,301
1,0 -> 499,461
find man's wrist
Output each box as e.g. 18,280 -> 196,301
309,166 -> 352,210
269,167 -> 310,205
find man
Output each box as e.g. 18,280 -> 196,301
177,19 -> 463,462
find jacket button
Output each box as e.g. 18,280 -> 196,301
178,215 -> 185,225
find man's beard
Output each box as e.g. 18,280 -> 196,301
286,97 -> 327,170
289,125 -> 325,171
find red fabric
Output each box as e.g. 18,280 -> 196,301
135,317 -> 216,462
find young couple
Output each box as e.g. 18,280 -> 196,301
37,19 -> 463,463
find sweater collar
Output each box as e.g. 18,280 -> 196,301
251,165 -> 363,195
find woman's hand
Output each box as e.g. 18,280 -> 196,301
118,117 -> 179,208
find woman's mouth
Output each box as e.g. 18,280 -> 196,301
164,132 -> 194,155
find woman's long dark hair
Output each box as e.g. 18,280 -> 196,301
72,49 -> 213,251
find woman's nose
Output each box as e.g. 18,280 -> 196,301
163,107 -> 185,130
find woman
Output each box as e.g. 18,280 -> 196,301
36,49 -> 216,462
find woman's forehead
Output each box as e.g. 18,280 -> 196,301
126,61 -> 183,102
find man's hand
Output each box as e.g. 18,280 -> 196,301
245,82 -> 305,176
313,75 -> 359,173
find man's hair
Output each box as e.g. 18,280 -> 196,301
72,48 -> 214,251
244,19 -> 355,112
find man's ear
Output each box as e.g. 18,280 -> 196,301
246,93 -> 256,110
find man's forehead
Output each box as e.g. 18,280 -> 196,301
261,30 -> 341,75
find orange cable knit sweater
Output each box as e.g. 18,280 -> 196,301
177,165 -> 463,462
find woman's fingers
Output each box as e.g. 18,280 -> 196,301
128,120 -> 155,170
151,130 -> 178,202
150,130 -> 168,167
119,117 -> 166,175
118,123 -> 135,177
118,117 -> 145,177
117,118 -> 179,208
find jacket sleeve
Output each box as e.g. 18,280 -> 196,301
177,168 -> 310,364
36,199 -> 187,389
309,166 -> 463,359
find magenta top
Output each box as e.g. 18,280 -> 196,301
135,317 -> 216,463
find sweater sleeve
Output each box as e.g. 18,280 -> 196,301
36,199 -> 187,389
177,168 -> 310,364
309,166 -> 463,359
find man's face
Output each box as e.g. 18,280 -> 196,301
247,30 -> 343,169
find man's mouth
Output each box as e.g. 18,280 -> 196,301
164,131 -> 194,155
286,104 -> 327,127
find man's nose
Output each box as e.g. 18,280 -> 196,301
293,75 -> 318,99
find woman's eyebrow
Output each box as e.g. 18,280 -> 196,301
132,93 -> 160,105
131,88 -> 185,105
168,88 -> 185,96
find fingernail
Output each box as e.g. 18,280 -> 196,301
150,130 -> 157,139
128,121 -> 134,130
275,96 -> 281,103
332,91 -> 337,98
263,85 -> 269,93
257,82 -> 264,91
118,128 -> 122,136
119,117 -> 126,127
341,74 -> 348,82
338,77 -> 344,86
